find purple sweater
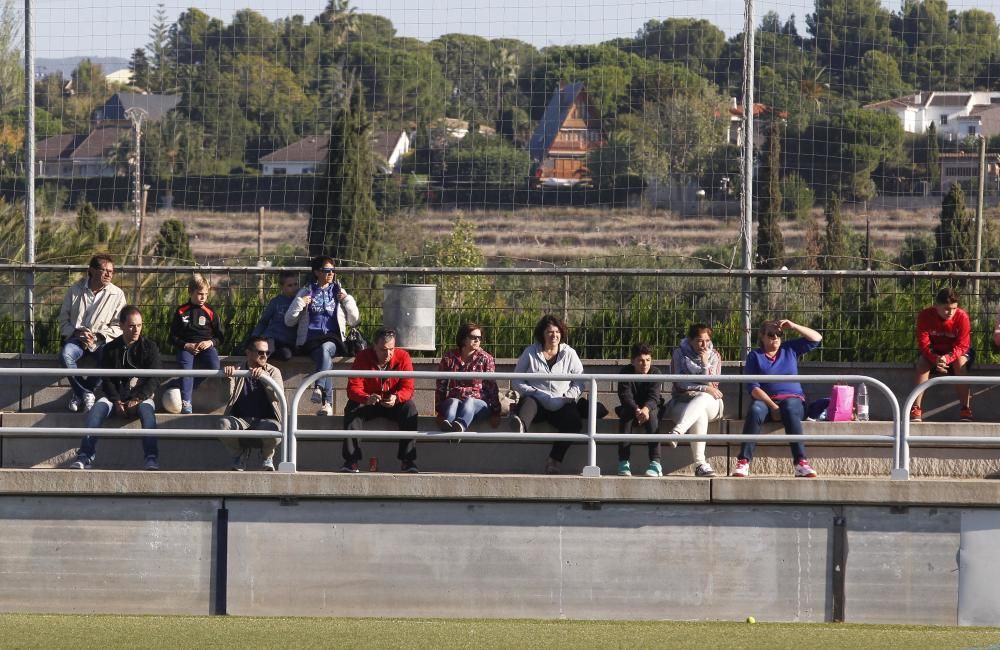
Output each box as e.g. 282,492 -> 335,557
744,337 -> 820,399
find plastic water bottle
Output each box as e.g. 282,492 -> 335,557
855,383 -> 869,421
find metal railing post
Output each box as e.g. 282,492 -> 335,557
582,377 -> 600,476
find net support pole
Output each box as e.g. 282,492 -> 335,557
975,134 -> 986,304
740,0 -> 755,357
23,0 -> 35,354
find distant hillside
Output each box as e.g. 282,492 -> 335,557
34,56 -> 129,78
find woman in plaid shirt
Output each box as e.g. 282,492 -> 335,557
436,322 -> 502,432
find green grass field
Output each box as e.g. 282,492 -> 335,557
2,615 -> 999,649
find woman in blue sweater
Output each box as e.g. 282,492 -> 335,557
732,319 -> 822,478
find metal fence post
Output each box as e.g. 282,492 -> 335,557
581,377 -> 601,476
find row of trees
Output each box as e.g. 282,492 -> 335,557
10,0 -> 992,197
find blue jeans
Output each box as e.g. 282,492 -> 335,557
439,397 -> 488,429
78,397 -> 158,460
739,397 -> 806,463
59,338 -> 105,398
176,347 -> 220,402
309,340 -> 343,403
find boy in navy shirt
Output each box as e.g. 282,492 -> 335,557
170,274 -> 225,414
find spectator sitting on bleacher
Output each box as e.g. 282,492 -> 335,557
667,323 -> 724,478
58,254 -> 126,413
732,319 -> 822,479
614,343 -> 664,478
912,287 -> 973,422
170,274 -> 225,415
217,336 -> 284,472
435,322 -> 502,433
248,270 -> 300,362
343,327 -> 418,474
513,314 -> 585,475
70,305 -> 161,471
284,256 -> 360,417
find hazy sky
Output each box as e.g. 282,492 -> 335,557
27,0 -> 1000,60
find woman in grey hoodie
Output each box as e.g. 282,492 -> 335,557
667,323 -> 724,477
513,314 -> 585,474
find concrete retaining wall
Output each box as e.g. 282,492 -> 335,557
0,473 -> 989,624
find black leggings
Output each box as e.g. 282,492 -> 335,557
522,396 -> 582,462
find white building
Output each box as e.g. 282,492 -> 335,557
864,91 -> 1000,140
259,130 -> 411,175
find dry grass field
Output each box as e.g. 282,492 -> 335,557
52,203 -> 942,266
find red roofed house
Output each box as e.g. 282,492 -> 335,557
35,92 -> 180,178
528,82 -> 603,185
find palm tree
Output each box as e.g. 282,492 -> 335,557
319,0 -> 359,48
491,47 -> 519,120
799,61 -> 829,111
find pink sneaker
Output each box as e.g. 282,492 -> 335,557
794,459 -> 818,478
731,458 -> 750,478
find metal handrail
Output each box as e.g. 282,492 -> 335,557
0,368 -> 289,464
289,369 -> 901,477
898,375 -> 1000,480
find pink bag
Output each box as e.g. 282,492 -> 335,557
827,384 -> 855,421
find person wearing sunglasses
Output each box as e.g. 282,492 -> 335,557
732,319 -> 822,478
216,336 -> 284,471
435,322 -> 501,433
285,256 -> 360,416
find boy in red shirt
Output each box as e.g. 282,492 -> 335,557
912,287 -> 972,422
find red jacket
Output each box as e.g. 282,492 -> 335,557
347,346 -> 415,404
916,306 -> 971,365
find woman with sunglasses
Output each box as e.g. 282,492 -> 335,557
285,256 -> 360,415
732,319 -> 822,478
435,322 -> 501,432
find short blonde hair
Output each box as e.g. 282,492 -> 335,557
188,273 -> 210,293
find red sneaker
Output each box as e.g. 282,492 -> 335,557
909,405 -> 923,422
960,407 -> 973,422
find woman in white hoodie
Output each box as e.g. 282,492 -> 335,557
513,314 -> 585,474
284,256 -> 359,415
667,323 -> 724,477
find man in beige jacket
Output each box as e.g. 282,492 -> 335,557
216,336 -> 284,471
58,254 -> 127,412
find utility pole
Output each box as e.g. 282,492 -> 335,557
740,0 -> 756,357
975,135 -> 986,304
23,0 -> 35,353
125,106 -> 148,269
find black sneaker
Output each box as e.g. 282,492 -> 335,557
401,460 -> 419,474
339,462 -> 360,473
69,454 -> 92,470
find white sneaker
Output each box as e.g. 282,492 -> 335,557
82,392 -> 96,412
794,459 -> 818,478
67,395 -> 82,412
310,387 -> 323,404
731,458 -> 750,478
695,462 -> 717,477
317,402 -> 333,416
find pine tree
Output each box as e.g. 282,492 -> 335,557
821,193 -> 851,268
926,122 -> 941,194
128,49 -> 151,90
152,219 -> 194,263
934,183 -> 974,272
755,118 -> 785,269
308,80 -> 377,262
